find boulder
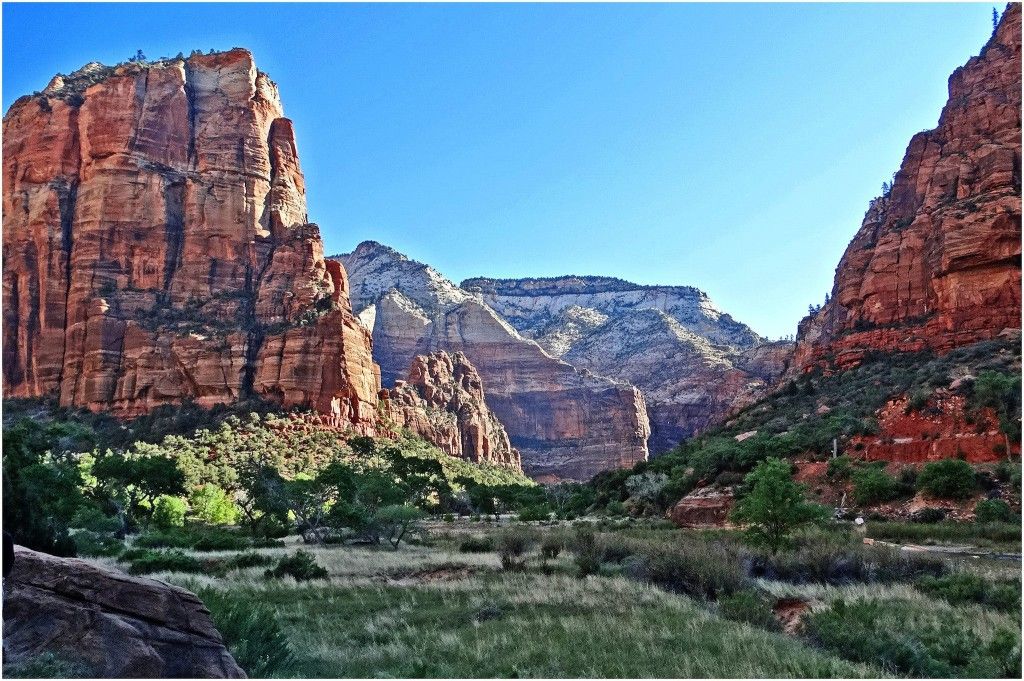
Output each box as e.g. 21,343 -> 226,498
2,545 -> 244,678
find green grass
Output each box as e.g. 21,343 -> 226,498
196,571 -> 878,678
866,521 -> 1022,549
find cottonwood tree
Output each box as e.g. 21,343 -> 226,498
731,457 -> 828,553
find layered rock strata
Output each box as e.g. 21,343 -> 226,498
382,351 -> 522,470
2,49 -> 380,426
336,242 -> 651,480
462,276 -> 793,452
794,4 -> 1022,372
2,545 -> 245,678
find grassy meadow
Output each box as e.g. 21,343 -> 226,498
111,518 -> 1020,679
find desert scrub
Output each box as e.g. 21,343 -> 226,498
717,589 -> 779,630
458,535 -> 494,553
495,526 -> 537,571
197,586 -> 296,677
918,459 -> 977,499
197,573 -> 878,677
805,597 -> 1021,677
265,550 -> 329,581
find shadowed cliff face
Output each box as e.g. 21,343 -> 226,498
336,242 -> 651,481
2,49 -> 380,425
794,4 -> 1022,373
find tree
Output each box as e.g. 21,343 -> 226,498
2,420 -> 83,555
994,6 -> 1000,34
970,371 -> 1022,455
731,457 -> 828,553
92,452 -> 185,528
372,505 -> 425,549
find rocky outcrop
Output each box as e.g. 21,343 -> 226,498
462,276 -> 793,452
667,487 -> 735,528
335,242 -> 650,480
2,545 -> 245,678
382,351 -> 522,470
2,50 -> 380,426
794,4 -> 1022,372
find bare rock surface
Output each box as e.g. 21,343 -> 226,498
382,350 -> 523,470
2,545 -> 245,678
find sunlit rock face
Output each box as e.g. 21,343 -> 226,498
462,276 -> 793,453
2,49 -> 380,427
793,4 -> 1022,373
336,242 -> 651,481
382,350 -> 523,471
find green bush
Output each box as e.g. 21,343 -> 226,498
915,572 -> 1021,612
264,550 -> 328,581
151,495 -> 187,530
806,597 -> 1020,677
826,455 -> 852,480
621,538 -> 747,600
223,551 -> 276,571
974,498 -> 1014,524
458,535 -> 494,553
72,530 -> 124,557
571,529 -> 601,577
746,536 -> 945,584
718,590 -> 779,630
918,459 -> 977,499
70,505 -> 121,533
540,533 -> 565,561
517,505 -> 552,522
851,466 -> 902,505
124,549 -> 204,575
197,587 -> 296,677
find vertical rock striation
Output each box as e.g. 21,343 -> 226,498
2,50 -> 380,426
794,4 -> 1022,372
336,242 -> 651,480
382,351 -> 522,470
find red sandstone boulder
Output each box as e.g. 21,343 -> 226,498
667,487 -> 735,528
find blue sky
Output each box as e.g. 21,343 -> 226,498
2,3 -> 997,339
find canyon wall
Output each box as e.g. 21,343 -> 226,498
794,4 -> 1022,372
2,50 -> 380,427
462,276 -> 793,452
382,351 -> 522,470
336,242 -> 651,481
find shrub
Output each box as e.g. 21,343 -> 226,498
517,505 -> 552,522
151,495 -> 188,530
806,597 -> 1020,677
974,498 -> 1013,524
458,535 -> 494,553
718,589 -> 779,630
197,588 -> 296,677
826,455 -> 852,480
622,538 -> 747,600
918,459 -> 976,499
70,505 -> 121,533
495,526 -> 537,571
72,530 -> 124,557
915,572 -> 1022,612
851,466 -> 901,505
223,551 -> 276,571
606,500 -> 627,517
540,533 -> 565,561
910,508 -> 947,523
124,549 -> 203,575
265,550 -> 328,581
572,529 -> 601,577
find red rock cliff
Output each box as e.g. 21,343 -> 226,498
381,351 -> 522,471
794,4 -> 1022,371
2,49 -> 380,425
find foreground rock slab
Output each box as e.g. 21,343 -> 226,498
2,545 -> 245,678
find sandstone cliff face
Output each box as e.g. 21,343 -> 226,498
2,50 -> 380,426
382,351 -> 522,470
3,545 -> 245,678
462,276 -> 793,452
335,242 -> 650,481
794,5 -> 1022,372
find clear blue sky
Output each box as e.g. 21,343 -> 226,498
2,3 -> 998,339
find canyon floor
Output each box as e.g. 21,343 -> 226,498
66,518 -> 1021,679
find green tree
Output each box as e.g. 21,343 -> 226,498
190,484 -> 240,525
372,505 -> 425,549
151,495 -> 187,530
1,420 -> 83,555
92,452 -> 185,528
731,457 -> 828,553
